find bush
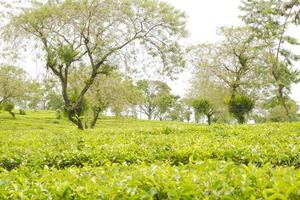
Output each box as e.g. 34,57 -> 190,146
229,95 -> 254,124
3,101 -> 14,112
56,109 -> 63,119
19,109 -> 26,115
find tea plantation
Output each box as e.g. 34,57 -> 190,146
1,111 -> 300,199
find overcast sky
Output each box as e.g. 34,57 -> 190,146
165,0 -> 300,104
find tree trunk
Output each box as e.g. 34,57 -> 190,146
90,108 -> 101,129
238,115 -> 245,124
77,120 -> 84,130
147,110 -> 152,120
278,85 -> 292,122
65,106 -> 84,130
9,111 -> 15,119
195,114 -> 199,123
59,70 -> 92,130
207,115 -> 211,125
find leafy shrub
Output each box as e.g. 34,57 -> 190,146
3,101 -> 14,112
19,109 -> 26,115
229,95 -> 254,124
0,111 -> 300,199
56,109 -> 63,119
161,127 -> 174,135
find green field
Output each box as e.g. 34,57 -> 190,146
1,111 -> 300,199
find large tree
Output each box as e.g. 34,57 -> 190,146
5,0 -> 187,129
189,27 -> 264,123
240,0 -> 300,121
192,27 -> 263,100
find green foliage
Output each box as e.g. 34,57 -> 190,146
169,100 -> 190,122
2,101 -> 15,118
19,109 -> 26,115
70,70 -> 143,127
137,80 -> 173,120
240,0 -> 300,122
0,66 -> 28,104
192,98 -> 215,124
229,95 -> 255,124
46,91 -> 64,110
57,45 -> 79,66
55,109 -> 63,120
156,94 -> 176,120
25,80 -> 43,110
3,101 -> 14,112
268,101 -> 299,122
0,111 -> 300,198
69,91 -> 89,116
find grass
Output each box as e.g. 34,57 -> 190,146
0,110 -> 300,199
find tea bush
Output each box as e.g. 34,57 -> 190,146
0,111 -> 300,199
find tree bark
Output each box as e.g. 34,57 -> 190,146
278,85 -> 292,122
90,108 -> 101,129
9,111 -> 15,119
207,115 -> 211,125
238,115 -> 245,124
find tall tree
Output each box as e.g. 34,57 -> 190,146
188,69 -> 232,123
192,27 -> 263,100
189,26 -> 264,123
5,0 -> 187,129
240,0 -> 300,121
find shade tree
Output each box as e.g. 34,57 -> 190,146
240,0 -> 300,121
6,0 -> 187,129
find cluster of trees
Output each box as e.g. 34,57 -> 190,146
188,0 -> 300,124
0,65 -> 64,117
0,0 -> 188,129
0,0 -> 300,128
0,64 -> 193,126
